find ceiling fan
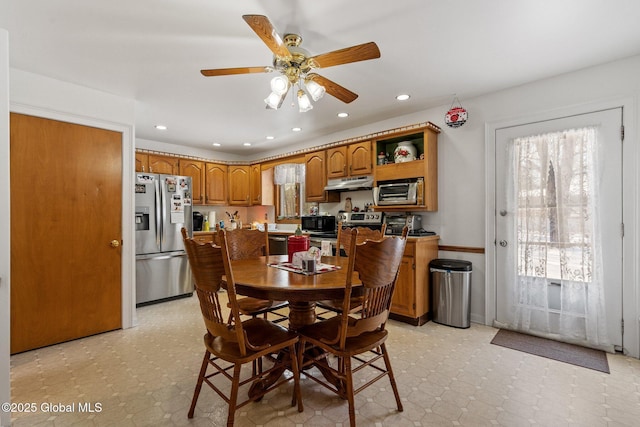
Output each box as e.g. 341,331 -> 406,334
200,15 -> 381,111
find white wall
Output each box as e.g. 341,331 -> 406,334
1,27 -> 11,427
9,69 -> 138,333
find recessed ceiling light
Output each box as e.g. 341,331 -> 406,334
155,124 -> 167,130
292,127 -> 302,132
396,94 -> 410,101
266,136 -> 275,140
243,142 -> 251,146
212,143 -> 221,147
337,112 -> 349,118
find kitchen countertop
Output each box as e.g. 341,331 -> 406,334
193,230 -> 440,241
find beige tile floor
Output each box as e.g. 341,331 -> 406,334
9,294 -> 640,426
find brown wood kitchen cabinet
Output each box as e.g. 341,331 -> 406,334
250,163 -> 262,205
228,165 -> 251,206
326,141 -> 372,179
179,159 -> 205,205
135,151 -> 149,172
205,162 -> 228,205
373,124 -> 439,211
390,236 -> 439,326
305,150 -> 339,203
148,153 -> 180,174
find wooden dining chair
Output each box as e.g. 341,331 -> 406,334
215,224 -> 288,324
183,228 -> 303,426
297,228 -> 407,427
335,221 -> 387,256
317,222 -> 389,316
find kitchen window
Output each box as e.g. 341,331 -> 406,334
273,163 -> 312,220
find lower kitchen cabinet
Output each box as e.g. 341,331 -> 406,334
390,236 -> 439,326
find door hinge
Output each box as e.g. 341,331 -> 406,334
621,223 -> 625,238
621,125 -> 625,141
621,318 -> 624,336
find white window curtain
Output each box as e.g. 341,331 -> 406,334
274,163 -> 306,218
505,127 -> 612,351
273,163 -> 305,185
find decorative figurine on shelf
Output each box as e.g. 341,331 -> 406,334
394,141 -> 417,163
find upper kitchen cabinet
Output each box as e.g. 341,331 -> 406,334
228,165 -> 251,206
305,151 -> 340,203
204,162 -> 228,205
326,141 -> 373,179
148,154 -> 180,175
179,159 -> 205,205
250,164 -> 262,205
135,151 -> 149,172
373,124 -> 439,211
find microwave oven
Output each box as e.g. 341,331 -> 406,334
301,215 -> 337,233
374,182 -> 417,205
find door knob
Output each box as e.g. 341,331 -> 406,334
499,240 -> 508,247
110,240 -> 120,248
500,209 -> 507,216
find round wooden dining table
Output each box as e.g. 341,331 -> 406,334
226,255 -> 360,331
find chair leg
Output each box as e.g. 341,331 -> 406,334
288,343 -> 304,412
381,343 -> 403,412
188,350 -> 210,418
344,356 -> 357,427
226,364 -> 242,427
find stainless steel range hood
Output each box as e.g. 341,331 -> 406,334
324,175 -> 374,192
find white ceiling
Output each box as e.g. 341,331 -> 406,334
3,0 -> 640,156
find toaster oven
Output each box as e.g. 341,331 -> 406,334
374,182 -> 417,205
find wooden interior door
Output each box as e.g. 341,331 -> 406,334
10,113 -> 122,354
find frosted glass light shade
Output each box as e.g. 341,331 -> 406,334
297,90 -> 313,112
270,75 -> 290,95
305,78 -> 325,101
264,92 -> 285,109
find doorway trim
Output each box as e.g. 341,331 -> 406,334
10,101 -> 137,330
484,97 -> 638,357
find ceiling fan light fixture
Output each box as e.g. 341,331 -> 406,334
305,76 -> 326,101
297,89 -> 313,112
270,75 -> 290,95
265,91 -> 286,109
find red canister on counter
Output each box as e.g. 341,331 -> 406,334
287,235 -> 310,263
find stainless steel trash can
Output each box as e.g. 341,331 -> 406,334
430,259 -> 472,328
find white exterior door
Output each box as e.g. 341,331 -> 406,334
495,108 -> 623,349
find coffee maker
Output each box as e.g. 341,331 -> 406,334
192,211 -> 204,231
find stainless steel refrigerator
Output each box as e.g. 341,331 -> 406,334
135,173 -> 194,305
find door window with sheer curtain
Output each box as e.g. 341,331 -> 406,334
509,127 -> 611,345
495,109 -> 623,352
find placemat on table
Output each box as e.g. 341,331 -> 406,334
268,261 -> 341,275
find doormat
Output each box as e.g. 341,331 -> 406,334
490,329 -> 610,373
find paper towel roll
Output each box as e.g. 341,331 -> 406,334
321,241 -> 332,256
208,211 -> 216,227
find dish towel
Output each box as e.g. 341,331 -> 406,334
321,240 -> 333,256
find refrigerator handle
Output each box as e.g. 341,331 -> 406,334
155,177 -> 161,248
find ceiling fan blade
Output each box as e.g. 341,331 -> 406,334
242,14 -> 292,60
310,42 -> 380,68
200,66 -> 272,77
311,74 -> 358,103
